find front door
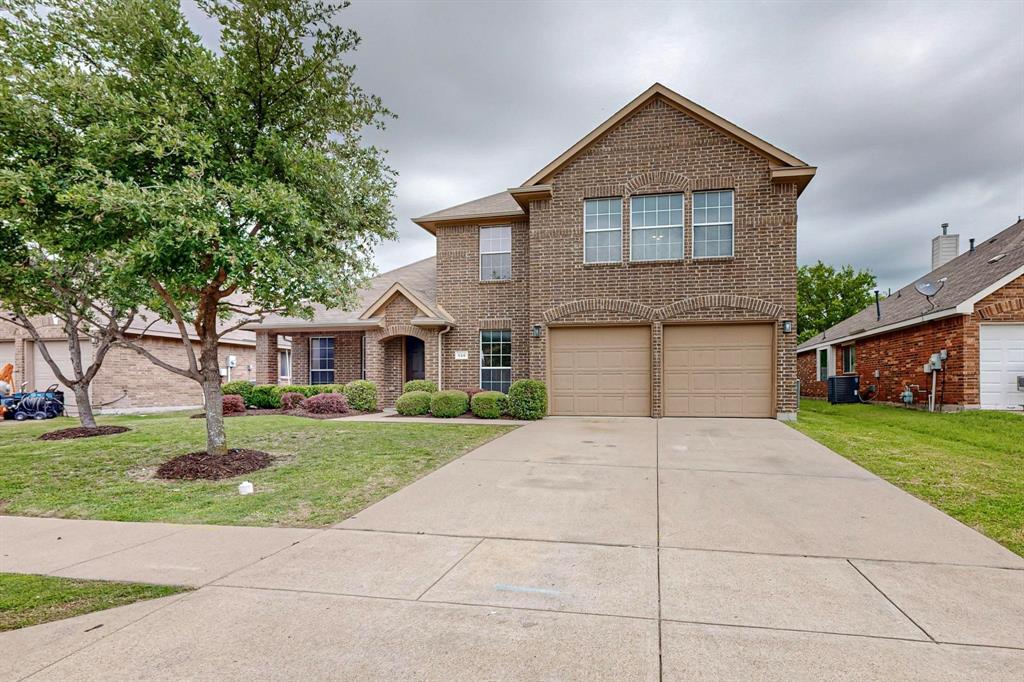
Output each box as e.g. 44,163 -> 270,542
405,337 -> 425,382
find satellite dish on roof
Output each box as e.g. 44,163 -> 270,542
914,279 -> 945,308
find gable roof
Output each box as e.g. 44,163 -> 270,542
412,191 -> 524,234
798,219 -> 1024,352
522,83 -> 815,187
252,257 -> 444,332
413,83 -> 815,235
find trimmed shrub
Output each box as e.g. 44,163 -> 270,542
471,391 -> 507,419
430,390 -> 469,418
403,379 -> 438,394
280,392 -> 305,410
222,394 -> 246,415
507,379 -> 547,420
344,380 -> 377,412
396,390 -> 432,416
222,380 -> 254,404
248,384 -> 281,409
300,392 -> 349,414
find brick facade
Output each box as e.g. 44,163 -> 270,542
256,94 -> 806,416
797,274 -> 1024,409
522,98 -> 798,417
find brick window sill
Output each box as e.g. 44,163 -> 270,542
478,279 -> 514,284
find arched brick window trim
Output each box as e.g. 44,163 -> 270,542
657,295 -> 783,320
624,170 -> 691,195
378,324 -> 432,343
975,297 -> 1024,320
542,299 -> 657,323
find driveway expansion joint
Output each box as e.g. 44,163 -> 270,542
847,559 -> 936,643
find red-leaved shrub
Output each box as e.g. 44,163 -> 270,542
280,392 -> 305,410
463,387 -> 484,399
223,394 -> 246,415
300,392 -> 349,414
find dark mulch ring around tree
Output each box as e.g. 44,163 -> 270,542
156,448 -> 273,481
38,425 -> 131,441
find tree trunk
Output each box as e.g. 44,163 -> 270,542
72,385 -> 97,429
200,338 -> 227,456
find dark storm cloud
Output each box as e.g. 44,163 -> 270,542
185,0 -> 1024,292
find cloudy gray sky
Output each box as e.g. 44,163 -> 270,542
190,0 -> 1024,293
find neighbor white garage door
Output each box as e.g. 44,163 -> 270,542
980,324 -> 1024,410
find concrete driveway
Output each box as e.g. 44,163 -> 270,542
3,418 -> 1023,680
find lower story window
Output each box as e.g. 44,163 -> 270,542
817,348 -> 828,381
480,330 -> 511,393
310,337 -> 335,384
842,344 -> 855,374
279,349 -> 292,382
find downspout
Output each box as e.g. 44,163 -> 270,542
437,326 -> 451,390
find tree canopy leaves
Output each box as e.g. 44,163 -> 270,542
797,261 -> 877,343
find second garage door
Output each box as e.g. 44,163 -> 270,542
549,326 -> 651,416
663,324 -> 774,418
33,339 -> 89,414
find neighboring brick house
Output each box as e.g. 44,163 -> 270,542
0,314 -> 263,414
797,219 -> 1024,411
253,83 -> 817,419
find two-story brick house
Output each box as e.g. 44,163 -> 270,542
252,83 -> 816,419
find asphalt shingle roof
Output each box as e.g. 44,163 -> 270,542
413,191 -> 523,224
257,257 -> 440,329
798,219 -> 1024,351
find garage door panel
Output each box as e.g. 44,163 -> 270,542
979,324 -> 1024,410
549,326 -> 651,416
663,324 -> 774,418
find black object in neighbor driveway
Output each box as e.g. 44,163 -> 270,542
2,384 -> 65,420
827,375 -> 860,404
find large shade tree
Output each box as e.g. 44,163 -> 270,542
797,261 -> 878,343
3,0 -> 395,454
0,7 -> 144,427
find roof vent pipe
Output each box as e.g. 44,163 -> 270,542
969,238 -> 975,252
875,290 -> 881,321
941,222 -> 948,235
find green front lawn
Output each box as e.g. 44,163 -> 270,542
0,573 -> 188,631
792,399 -> 1024,557
0,413 -> 513,526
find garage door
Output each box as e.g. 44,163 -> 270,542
0,341 -> 13,370
663,324 -> 773,417
549,326 -> 650,416
33,339 -> 90,414
980,324 -> 1024,410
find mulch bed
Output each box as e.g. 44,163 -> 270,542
38,425 -> 131,441
386,413 -> 520,421
156,448 -> 273,481
190,408 -> 375,420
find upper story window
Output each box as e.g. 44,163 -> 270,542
583,198 -> 622,263
693,190 -> 734,258
310,337 -> 335,384
630,194 -> 684,261
480,225 -> 512,281
817,348 -> 828,381
842,344 -> 856,374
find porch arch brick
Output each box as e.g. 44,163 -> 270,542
364,325 -> 438,408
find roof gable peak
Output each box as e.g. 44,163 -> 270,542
523,82 -> 811,187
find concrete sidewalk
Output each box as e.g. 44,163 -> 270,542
2,417 -> 1023,680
